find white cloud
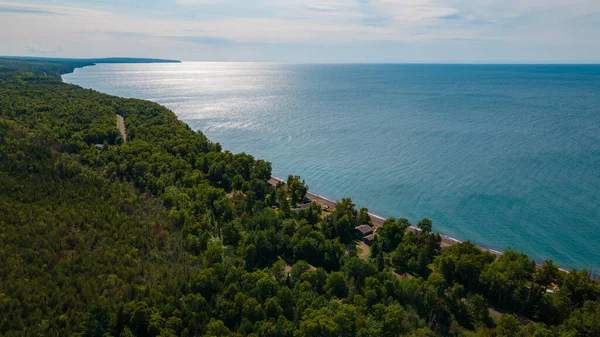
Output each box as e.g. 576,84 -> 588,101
0,0 -> 599,61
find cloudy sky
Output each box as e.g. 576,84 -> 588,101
1,0 -> 599,62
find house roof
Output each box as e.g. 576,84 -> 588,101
355,225 -> 374,236
363,234 -> 376,242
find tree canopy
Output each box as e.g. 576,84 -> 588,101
1,58 -> 599,337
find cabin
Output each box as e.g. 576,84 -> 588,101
362,234 -> 376,245
355,225 -> 375,245
95,144 -> 104,150
355,224 -> 374,237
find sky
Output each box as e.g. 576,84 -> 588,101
1,0 -> 599,63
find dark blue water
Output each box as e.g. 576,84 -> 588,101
63,63 -> 600,270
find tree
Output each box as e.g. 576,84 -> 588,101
323,198 -> 357,243
560,269 -> 600,309
276,184 -> 291,216
378,218 -> 408,253
264,297 -> 284,318
287,175 -> 308,208
526,260 -> 561,314
342,257 -> 377,289
221,221 -> 241,246
538,292 -> 570,325
392,225 -> 441,276
535,260 -> 560,293
466,293 -> 492,326
480,250 -> 535,309
250,160 -> 272,181
357,207 -> 372,226
417,218 -> 432,233
434,241 -> 495,292
205,319 -> 231,337
3,59 -> 600,337
298,308 -> 339,337
562,301 -> 600,337
270,259 -> 287,284
326,272 -> 348,298
129,302 -> 152,337
331,303 -> 357,337
495,315 -> 521,337
520,323 -> 556,337
322,238 -> 345,270
82,304 -> 112,337
375,249 -> 385,271
298,202 -> 322,225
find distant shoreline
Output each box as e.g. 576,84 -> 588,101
0,56 -> 181,64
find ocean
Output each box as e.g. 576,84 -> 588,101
63,63 -> 600,270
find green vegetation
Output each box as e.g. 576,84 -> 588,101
1,59 -> 599,337
0,56 -> 180,65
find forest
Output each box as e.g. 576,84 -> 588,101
0,58 -> 599,337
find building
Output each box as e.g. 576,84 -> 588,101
355,225 -> 375,245
355,225 -> 374,237
362,234 -> 376,245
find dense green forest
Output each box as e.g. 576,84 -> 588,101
0,58 -> 599,337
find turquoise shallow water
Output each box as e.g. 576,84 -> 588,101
63,63 -> 600,270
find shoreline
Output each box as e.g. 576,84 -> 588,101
271,176 -> 508,260
60,63 -> 571,272
271,176 -> 570,272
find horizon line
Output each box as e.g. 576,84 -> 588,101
3,55 -> 600,65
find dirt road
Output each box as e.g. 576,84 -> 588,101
117,114 -> 127,142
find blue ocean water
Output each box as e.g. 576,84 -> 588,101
63,63 -> 600,270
